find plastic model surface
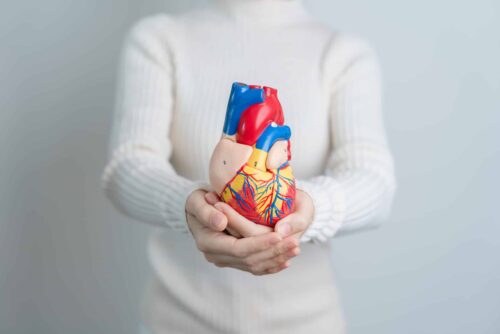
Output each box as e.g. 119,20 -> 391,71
209,82 -> 296,227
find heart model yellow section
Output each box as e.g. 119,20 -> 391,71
220,148 -> 295,226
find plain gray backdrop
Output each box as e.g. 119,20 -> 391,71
1,0 -> 499,333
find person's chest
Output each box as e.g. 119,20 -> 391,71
168,20 -> 332,181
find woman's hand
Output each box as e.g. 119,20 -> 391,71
274,189 -> 314,241
185,189 -> 300,275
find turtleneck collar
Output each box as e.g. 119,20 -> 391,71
210,0 -> 310,26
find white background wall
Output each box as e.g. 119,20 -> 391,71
1,1 -> 499,333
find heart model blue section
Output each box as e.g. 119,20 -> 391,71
255,124 -> 291,152
223,82 -> 264,136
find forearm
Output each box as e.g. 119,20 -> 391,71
297,34 -> 397,243
101,142 -> 210,231
298,143 -> 396,243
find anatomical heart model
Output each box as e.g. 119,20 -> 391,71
209,82 -> 296,227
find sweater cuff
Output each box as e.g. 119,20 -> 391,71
295,177 -> 346,244
165,180 -> 213,234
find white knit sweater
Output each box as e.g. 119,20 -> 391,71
101,0 -> 396,332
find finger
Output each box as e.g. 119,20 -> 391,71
274,191 -> 314,237
204,191 -> 220,206
266,261 -> 290,274
247,258 -> 290,275
186,190 -> 228,232
188,213 -> 216,250
292,230 -> 305,240
214,202 -> 273,237
247,262 -> 290,276
275,212 -> 309,238
186,212 -> 203,235
250,254 -> 294,275
205,194 -> 250,237
205,193 -> 246,238
206,239 -> 299,269
244,236 -> 299,264
196,228 -> 241,254
225,226 -> 243,238
210,252 -> 292,275
206,238 -> 298,265
204,253 -> 245,267
251,247 -> 299,272
198,226 -> 280,257
231,232 -> 282,258
185,189 -> 205,213
205,252 -> 292,275
185,212 -> 196,238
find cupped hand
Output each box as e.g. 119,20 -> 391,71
185,189 -> 299,275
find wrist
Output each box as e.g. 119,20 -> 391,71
296,177 -> 346,243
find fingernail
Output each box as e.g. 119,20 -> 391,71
214,202 -> 223,211
277,222 -> 291,237
210,213 -> 222,229
205,192 -> 219,204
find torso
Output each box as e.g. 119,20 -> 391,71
167,7 -> 333,182
141,6 -> 346,333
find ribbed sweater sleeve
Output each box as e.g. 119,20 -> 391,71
101,17 -> 209,232
298,34 -> 397,244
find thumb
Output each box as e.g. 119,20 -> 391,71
275,213 -> 309,238
275,216 -> 293,238
275,189 -> 314,237
214,202 -> 272,237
